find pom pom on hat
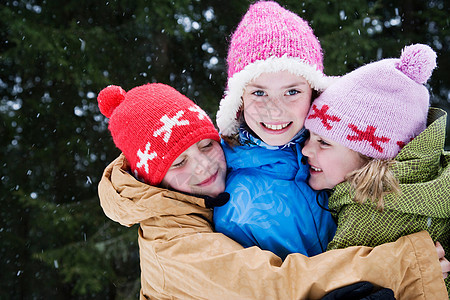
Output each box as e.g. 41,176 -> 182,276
305,44 -> 437,160
397,44 -> 437,84
97,83 -> 220,185
97,85 -> 126,118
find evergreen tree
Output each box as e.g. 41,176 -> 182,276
1,0 -> 448,298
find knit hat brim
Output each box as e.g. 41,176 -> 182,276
216,55 -> 335,136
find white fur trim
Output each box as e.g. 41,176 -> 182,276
217,55 -> 334,136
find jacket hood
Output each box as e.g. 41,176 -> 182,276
98,154 -> 213,227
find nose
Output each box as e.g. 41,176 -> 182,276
266,96 -> 283,118
193,153 -> 210,175
301,138 -> 313,157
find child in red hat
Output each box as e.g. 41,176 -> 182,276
97,83 -> 227,201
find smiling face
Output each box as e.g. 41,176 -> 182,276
161,139 -> 227,197
301,131 -> 366,190
242,70 -> 313,146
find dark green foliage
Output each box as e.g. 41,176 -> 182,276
1,0 -> 448,298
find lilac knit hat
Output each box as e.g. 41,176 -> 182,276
216,1 -> 331,136
305,44 -> 437,160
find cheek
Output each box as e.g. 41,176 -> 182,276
243,101 -> 262,123
334,167 -> 351,184
320,154 -> 347,182
211,147 -> 226,167
283,103 -> 309,129
163,170 -> 192,190
293,101 -> 311,119
331,157 -> 359,183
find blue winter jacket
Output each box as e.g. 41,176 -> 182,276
214,128 -> 336,259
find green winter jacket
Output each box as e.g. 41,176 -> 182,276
327,107 -> 450,294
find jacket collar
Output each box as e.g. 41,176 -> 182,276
98,154 -> 213,227
239,125 -> 307,150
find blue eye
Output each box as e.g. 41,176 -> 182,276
252,90 -> 265,96
286,89 -> 299,96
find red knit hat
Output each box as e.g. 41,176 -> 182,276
98,83 -> 220,185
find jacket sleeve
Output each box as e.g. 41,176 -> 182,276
139,230 -> 447,300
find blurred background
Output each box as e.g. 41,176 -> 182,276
1,0 -> 449,298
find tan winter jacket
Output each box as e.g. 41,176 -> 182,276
98,154 -> 447,300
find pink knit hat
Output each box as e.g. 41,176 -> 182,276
98,83 -> 220,185
305,44 -> 437,159
216,1 -> 331,136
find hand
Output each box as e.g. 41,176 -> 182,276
435,241 -> 450,279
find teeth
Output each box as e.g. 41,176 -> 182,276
311,166 -> 322,172
263,122 -> 290,130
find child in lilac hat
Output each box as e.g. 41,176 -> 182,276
214,0 -> 336,259
302,44 -> 450,294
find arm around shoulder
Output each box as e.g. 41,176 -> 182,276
140,230 -> 446,299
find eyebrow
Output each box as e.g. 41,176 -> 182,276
310,132 -> 322,139
282,82 -> 308,89
247,81 -> 308,90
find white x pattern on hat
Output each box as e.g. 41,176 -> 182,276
188,105 -> 208,120
153,110 -> 189,143
136,142 -> 157,173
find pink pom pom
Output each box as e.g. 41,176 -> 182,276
97,85 -> 126,118
397,44 -> 437,84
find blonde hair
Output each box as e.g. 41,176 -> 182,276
346,155 -> 401,211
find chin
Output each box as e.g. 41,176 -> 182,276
264,138 -> 290,147
308,180 -> 323,191
215,186 -> 227,197
266,135 -> 297,146
203,190 -> 214,197
213,187 -> 226,198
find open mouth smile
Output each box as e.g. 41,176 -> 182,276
310,165 -> 323,172
261,122 -> 292,131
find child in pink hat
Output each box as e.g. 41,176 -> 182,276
303,44 -> 450,294
214,1 -> 336,259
